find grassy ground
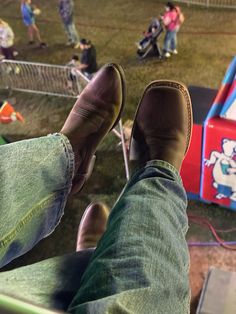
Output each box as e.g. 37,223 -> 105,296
1,0 -> 236,273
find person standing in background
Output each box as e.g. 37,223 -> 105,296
20,0 -> 47,47
162,1 -> 179,58
0,19 -> 16,59
59,0 -> 80,49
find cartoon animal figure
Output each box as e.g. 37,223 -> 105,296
0,100 -> 24,124
205,139 -> 236,201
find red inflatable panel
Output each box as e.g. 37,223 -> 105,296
181,124 -> 202,195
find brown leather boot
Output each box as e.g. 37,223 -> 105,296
129,80 -> 193,171
61,63 -> 126,194
76,202 -> 110,251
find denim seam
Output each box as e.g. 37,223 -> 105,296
52,134 -> 75,229
39,133 -> 75,237
0,134 -> 75,249
0,194 -> 57,248
55,133 -> 75,189
145,160 -> 181,182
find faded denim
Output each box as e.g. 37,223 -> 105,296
0,134 -> 190,313
64,22 -> 79,44
69,161 -> 190,314
163,30 -> 177,52
0,134 -> 74,268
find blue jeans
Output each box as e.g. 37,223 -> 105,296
163,30 -> 177,52
0,134 -> 190,313
64,22 -> 79,44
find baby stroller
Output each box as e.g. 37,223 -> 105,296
136,18 -> 163,59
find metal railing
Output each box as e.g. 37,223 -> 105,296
176,0 -> 236,9
0,59 -> 89,98
0,59 -> 130,180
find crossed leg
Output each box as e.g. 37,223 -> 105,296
0,65 -> 192,314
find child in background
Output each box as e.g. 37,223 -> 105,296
161,1 -> 179,58
66,54 -> 80,93
20,0 -> 47,47
137,18 -> 161,50
66,54 -> 80,68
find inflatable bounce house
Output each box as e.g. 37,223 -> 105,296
181,56 -> 236,210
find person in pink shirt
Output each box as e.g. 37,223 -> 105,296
162,2 -> 179,58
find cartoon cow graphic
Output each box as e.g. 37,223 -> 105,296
205,138 -> 236,201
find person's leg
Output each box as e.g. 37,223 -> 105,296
32,24 -> 42,43
61,63 -> 125,195
70,163 -> 190,314
67,22 -> 79,45
0,202 -> 109,311
0,64 -> 125,268
27,25 -> 34,42
163,30 -> 171,53
0,250 -> 94,311
170,30 -> 177,52
64,23 -> 73,44
68,81 -> 193,313
0,133 -> 74,268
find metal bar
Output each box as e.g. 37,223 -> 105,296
119,119 -> 130,180
2,59 -> 79,70
2,87 -> 78,98
112,128 -> 121,139
174,0 -> 236,9
0,60 -> 88,97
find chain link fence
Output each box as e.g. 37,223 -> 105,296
0,59 -> 90,98
177,0 -> 236,8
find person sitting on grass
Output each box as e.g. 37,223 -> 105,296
20,0 -> 47,48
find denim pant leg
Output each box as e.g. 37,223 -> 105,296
0,134 -> 74,268
163,30 -> 172,52
64,22 -> 79,43
68,160 -> 190,314
0,249 -> 94,311
170,30 -> 177,51
64,23 -> 72,42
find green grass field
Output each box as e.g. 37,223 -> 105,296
1,0 -> 236,270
